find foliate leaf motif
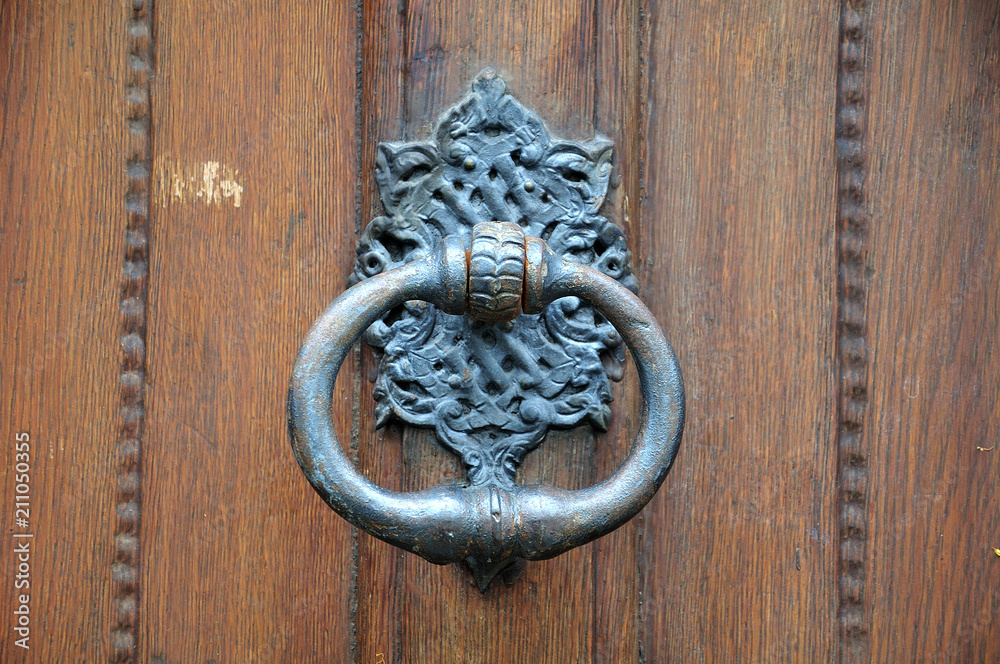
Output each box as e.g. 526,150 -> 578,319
353,70 -> 637,487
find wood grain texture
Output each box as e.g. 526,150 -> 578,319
139,2 -> 358,661
593,0 -> 643,661
3,2 -> 998,661
864,2 -> 1000,661
639,1 -> 842,660
355,2 -> 406,661
0,1 -> 127,660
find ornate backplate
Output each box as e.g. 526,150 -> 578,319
351,70 -> 637,489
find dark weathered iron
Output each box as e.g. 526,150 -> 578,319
350,71 -> 636,490
287,72 -> 685,590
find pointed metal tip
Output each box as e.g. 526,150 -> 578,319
472,68 -> 506,98
466,555 -> 520,592
476,66 -> 498,81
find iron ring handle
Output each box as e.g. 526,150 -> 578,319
287,222 -> 685,574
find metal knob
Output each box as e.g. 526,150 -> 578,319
287,221 -> 684,589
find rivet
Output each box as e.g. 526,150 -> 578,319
523,180 -> 535,192
464,157 -> 476,170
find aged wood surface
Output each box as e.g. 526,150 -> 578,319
0,1 -> 127,661
354,1 -> 643,662
139,2 -> 357,661
0,1 -> 998,662
592,0 -> 644,661
354,4 -> 407,663
864,2 -> 1000,662
639,1 -> 841,661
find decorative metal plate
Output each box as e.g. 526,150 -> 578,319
351,69 -> 637,489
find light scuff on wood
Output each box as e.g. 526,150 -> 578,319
153,156 -> 244,208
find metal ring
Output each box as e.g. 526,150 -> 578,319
287,223 -> 684,582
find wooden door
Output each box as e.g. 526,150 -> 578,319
2,1 -> 998,661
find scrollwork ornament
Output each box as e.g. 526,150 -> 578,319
353,69 -> 637,489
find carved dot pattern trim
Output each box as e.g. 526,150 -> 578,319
835,1 -> 871,660
113,0 -> 153,661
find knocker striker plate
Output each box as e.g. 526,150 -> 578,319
288,70 -> 685,590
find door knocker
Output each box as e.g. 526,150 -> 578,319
287,70 -> 684,590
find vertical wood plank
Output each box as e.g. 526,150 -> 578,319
402,1 -> 597,140
593,0 -> 643,660
395,3 -> 601,661
639,1 -> 841,660
405,0 -> 600,651
864,3 -> 1000,661
140,2 -> 357,661
0,1 -> 126,660
355,2 -> 406,661
354,1 -> 654,662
